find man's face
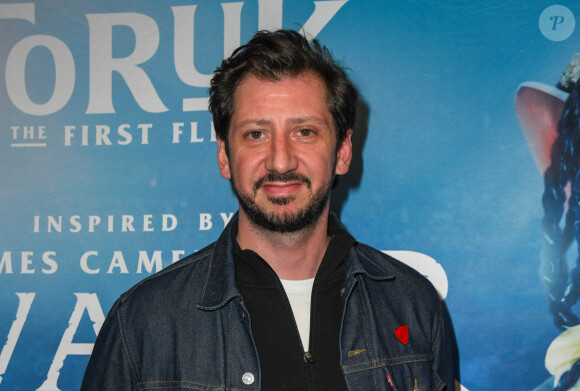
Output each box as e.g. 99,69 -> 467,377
217,72 -> 352,232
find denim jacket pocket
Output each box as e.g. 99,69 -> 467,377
342,354 -> 445,391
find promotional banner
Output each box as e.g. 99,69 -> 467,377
2,1 -> 580,390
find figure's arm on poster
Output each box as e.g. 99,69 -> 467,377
514,82 -> 565,174
80,298 -> 138,391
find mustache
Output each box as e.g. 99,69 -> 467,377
253,172 -> 312,192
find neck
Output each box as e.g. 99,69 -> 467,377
236,209 -> 331,280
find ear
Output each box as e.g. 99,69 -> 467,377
217,138 -> 232,179
335,129 -> 353,176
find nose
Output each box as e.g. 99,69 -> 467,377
265,134 -> 298,174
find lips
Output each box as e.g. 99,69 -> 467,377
261,181 -> 303,197
253,172 -> 311,198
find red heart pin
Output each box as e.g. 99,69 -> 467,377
394,325 -> 409,345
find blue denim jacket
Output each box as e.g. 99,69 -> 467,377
81,216 -> 453,391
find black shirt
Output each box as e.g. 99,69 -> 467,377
233,219 -> 355,391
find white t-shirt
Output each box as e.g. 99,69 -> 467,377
279,278 -> 315,351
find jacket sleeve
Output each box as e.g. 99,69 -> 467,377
432,301 -> 456,391
80,298 -> 139,391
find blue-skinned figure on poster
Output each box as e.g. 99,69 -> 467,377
516,55 -> 580,391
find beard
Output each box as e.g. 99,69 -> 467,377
231,171 -> 332,233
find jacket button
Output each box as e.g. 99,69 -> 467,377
242,372 -> 255,385
238,310 -> 246,322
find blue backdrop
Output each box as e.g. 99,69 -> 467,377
2,1 -> 579,390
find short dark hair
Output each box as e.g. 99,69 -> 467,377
209,29 -> 357,147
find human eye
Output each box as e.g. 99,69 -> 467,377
295,128 -> 314,137
246,130 -> 265,140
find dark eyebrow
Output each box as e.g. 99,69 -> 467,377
235,116 -> 329,129
234,119 -> 272,129
286,116 -> 329,127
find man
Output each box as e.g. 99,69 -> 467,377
82,29 -> 454,390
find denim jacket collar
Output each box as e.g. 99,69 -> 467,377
196,216 -> 241,310
344,246 -> 396,281
196,212 -> 395,310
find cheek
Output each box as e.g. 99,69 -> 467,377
303,156 -> 335,179
231,159 -> 258,187
237,152 -> 268,174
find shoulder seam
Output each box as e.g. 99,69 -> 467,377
120,244 -> 215,302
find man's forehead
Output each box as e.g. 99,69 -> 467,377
235,71 -> 328,96
227,71 -> 336,136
